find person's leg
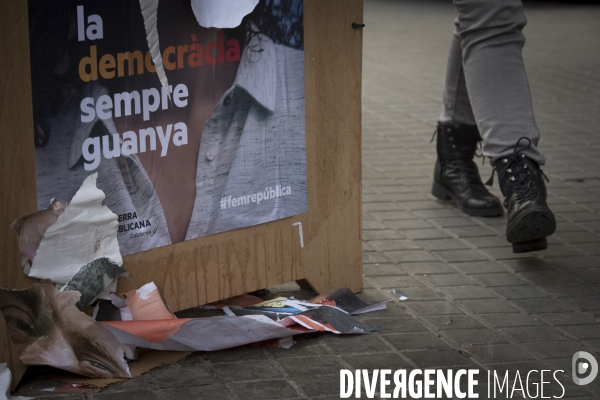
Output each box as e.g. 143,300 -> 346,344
432,18 -> 503,217
453,0 -> 555,252
454,0 -> 544,165
439,18 -> 475,127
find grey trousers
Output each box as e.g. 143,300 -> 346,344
439,0 -> 545,165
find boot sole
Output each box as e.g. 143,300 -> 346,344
506,208 -> 556,252
512,238 -> 547,253
431,181 -> 504,218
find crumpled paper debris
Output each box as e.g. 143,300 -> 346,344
0,281 -> 134,379
62,258 -> 127,310
124,282 -> 176,321
95,284 -> 380,353
28,173 -> 123,285
11,198 -> 68,262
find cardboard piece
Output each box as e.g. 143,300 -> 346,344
0,0 -> 363,389
52,350 -> 192,388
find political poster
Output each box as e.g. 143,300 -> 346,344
29,0 -> 306,256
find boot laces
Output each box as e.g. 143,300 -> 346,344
501,137 -> 549,204
449,144 -> 483,186
432,126 -> 484,186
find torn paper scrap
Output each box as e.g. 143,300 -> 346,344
10,198 -> 68,261
191,0 -> 259,28
288,307 -> 378,334
390,288 -> 411,301
101,290 -> 379,352
253,297 -> 287,308
102,315 -> 305,351
309,287 -> 392,315
29,173 -> 122,285
96,279 -> 119,301
0,281 -> 133,379
62,258 -> 127,309
92,294 -> 134,322
139,0 -> 169,95
103,307 -> 376,352
93,300 -> 123,322
0,363 -> 33,400
124,282 -> 176,321
227,297 -> 316,320
278,336 -> 295,349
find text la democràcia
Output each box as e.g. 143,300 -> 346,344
74,5 -> 241,171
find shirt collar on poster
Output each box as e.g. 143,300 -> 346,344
68,32 -> 277,167
230,31 -> 277,113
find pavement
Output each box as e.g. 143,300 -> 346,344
11,0 -> 600,399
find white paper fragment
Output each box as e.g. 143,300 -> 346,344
109,293 -> 128,308
139,0 -> 169,96
390,288 -> 411,301
21,256 -> 31,275
0,363 -> 34,399
136,282 -> 158,300
350,298 -> 392,314
278,336 -> 295,349
222,306 -> 235,316
119,307 -> 134,321
29,174 -> 122,285
191,0 -> 259,28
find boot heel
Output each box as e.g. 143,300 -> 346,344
431,181 -> 451,201
512,238 -> 547,253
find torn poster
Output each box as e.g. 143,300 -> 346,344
123,282 -> 176,321
28,173 -> 122,285
0,281 -> 134,379
29,0 -> 306,256
102,316 -> 307,351
102,305 -> 378,352
11,198 -> 68,262
138,0 -> 168,95
309,287 -> 392,315
191,0 -> 259,28
97,285 -> 379,352
62,258 -> 127,309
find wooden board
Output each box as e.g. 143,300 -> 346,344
0,0 -> 363,388
0,0 -> 39,390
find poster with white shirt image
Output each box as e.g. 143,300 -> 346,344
30,0 -> 306,256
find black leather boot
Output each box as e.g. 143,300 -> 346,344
431,123 -> 503,217
489,137 -> 556,253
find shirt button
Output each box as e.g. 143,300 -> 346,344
223,96 -> 231,106
206,151 -> 215,161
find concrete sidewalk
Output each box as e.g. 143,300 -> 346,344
13,0 -> 600,399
